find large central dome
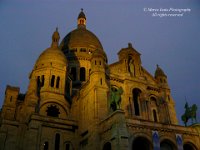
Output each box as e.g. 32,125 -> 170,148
59,9 -> 104,58
60,28 -> 103,52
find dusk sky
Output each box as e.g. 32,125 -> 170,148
0,0 -> 200,125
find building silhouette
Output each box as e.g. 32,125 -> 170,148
0,10 -> 199,150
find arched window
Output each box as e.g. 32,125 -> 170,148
150,97 -> 157,106
153,109 -> 158,122
65,143 -> 70,150
80,19 -> 84,24
132,88 -> 141,116
71,67 -> 76,81
37,76 -> 41,87
56,76 -> 60,88
37,76 -> 41,96
51,75 -> 55,87
44,141 -> 48,150
168,95 -> 170,101
103,142 -> 111,150
80,67 -> 86,81
55,133 -> 60,150
10,96 -> 12,102
46,105 -> 60,117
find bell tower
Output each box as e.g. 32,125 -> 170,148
154,65 -> 178,124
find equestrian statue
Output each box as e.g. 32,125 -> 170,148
109,87 -> 123,111
181,102 -> 198,126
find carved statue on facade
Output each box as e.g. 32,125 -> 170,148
128,58 -> 135,76
181,102 -> 198,126
109,87 -> 123,111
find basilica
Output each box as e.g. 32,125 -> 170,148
0,10 -> 199,150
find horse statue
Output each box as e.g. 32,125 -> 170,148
109,87 -> 123,111
181,102 -> 198,126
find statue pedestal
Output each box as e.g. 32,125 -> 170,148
99,110 -> 129,150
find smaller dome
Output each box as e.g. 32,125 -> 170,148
35,47 -> 67,67
35,29 -> 67,68
155,65 -> 167,78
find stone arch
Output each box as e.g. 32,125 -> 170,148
160,139 -> 176,150
132,88 -> 142,116
183,142 -> 198,150
149,96 -> 158,106
132,136 -> 153,150
129,132 -> 152,150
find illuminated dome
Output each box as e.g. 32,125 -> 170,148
59,9 -> 104,57
35,47 -> 67,67
35,28 -> 67,68
60,28 -> 103,52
